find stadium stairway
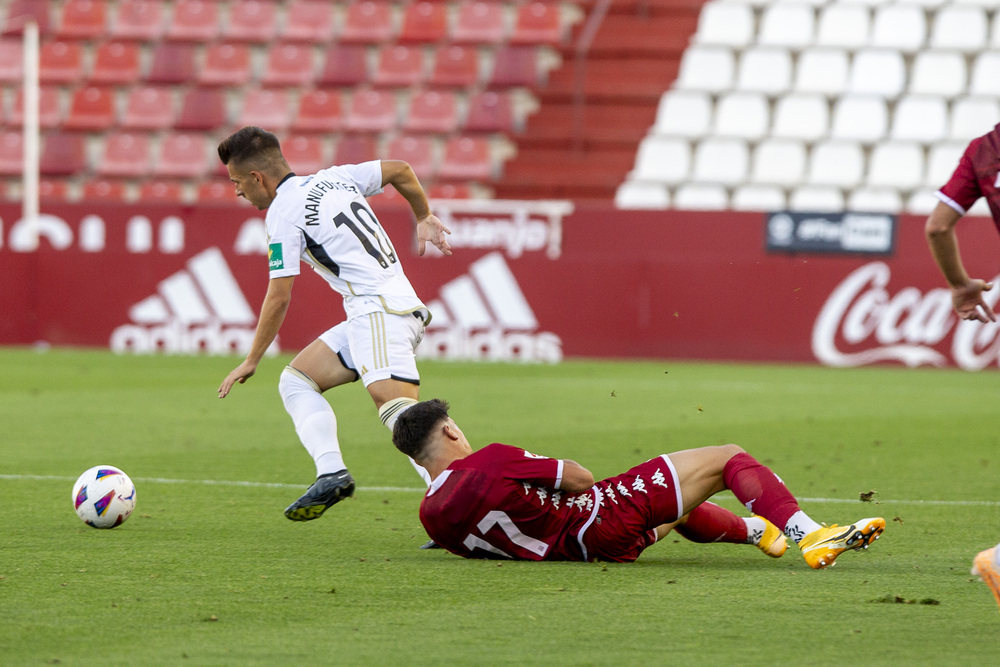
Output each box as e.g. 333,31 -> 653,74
494,0 -> 705,201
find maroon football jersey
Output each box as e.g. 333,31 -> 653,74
937,123 -> 1000,229
419,443 -> 598,561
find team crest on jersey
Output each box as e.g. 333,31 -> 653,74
268,243 -> 284,271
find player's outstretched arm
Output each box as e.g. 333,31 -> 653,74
925,202 -> 996,322
381,159 -> 452,256
560,460 -> 595,492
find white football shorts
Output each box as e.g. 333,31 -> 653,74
318,309 -> 426,387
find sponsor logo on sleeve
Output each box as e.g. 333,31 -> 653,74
268,243 -> 284,271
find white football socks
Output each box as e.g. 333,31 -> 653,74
278,367 -> 345,477
378,396 -> 431,486
784,510 -> 823,543
743,516 -> 767,545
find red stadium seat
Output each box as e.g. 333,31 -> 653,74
281,0 -> 335,43
63,86 -> 116,131
439,136 -> 492,181
403,90 -> 459,134
430,45 -> 480,88
121,86 -> 175,129
292,89 -> 344,133
333,135 -> 376,165
57,0 -> 106,39
511,2 -> 564,45
110,0 -> 165,41
84,179 -> 130,202
318,45 -> 369,87
399,2 -> 448,43
40,132 -> 87,176
282,134 -> 328,174
262,43 -> 316,87
197,179 -> 239,204
345,89 -> 398,133
373,45 -> 426,87
38,179 -> 71,201
489,46 -> 539,87
452,1 -> 506,44
238,88 -> 293,131
0,39 -> 21,83
340,1 -> 394,44
146,43 -> 196,84
0,131 -> 24,175
464,90 -> 514,132
90,41 -> 141,85
198,43 -> 252,87
156,133 -> 208,177
167,0 -> 220,42
98,132 -> 151,177
427,182 -> 471,199
39,40 -> 84,84
175,88 -> 227,130
387,134 -> 437,178
4,0 -> 51,34
140,180 -> 186,202
223,0 -> 278,43
8,86 -> 63,128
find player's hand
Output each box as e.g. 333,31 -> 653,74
953,280 -> 996,323
218,360 -> 257,398
416,214 -> 452,257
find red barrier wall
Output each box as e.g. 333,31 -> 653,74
3,200 -> 1000,369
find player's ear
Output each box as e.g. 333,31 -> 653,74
442,420 -> 461,442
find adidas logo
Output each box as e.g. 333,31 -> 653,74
109,247 -> 277,355
418,252 -> 562,363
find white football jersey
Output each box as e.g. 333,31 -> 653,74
264,161 -> 425,319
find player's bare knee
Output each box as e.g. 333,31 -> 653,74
720,443 -> 745,460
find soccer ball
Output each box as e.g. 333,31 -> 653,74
72,465 -> 137,529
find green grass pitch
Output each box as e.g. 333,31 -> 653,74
2,348 -> 999,665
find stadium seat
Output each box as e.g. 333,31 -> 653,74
890,96 -> 948,143
223,0 -> 278,42
345,89 -> 398,133
830,95 -> 888,142
262,43 -> 316,86
731,185 -> 786,212
121,86 -> 174,129
175,88 -> 227,130
925,142 -> 966,187
282,134 -> 328,174
794,48 -> 849,96
692,138 -> 749,186
0,39 -> 21,83
280,0 -> 335,42
630,136 -> 691,184
199,43 -> 252,87
318,45 -> 369,87
430,45 -> 480,88
373,45 -> 426,87
758,4 -> 815,49
847,50 -> 905,98
905,189 -> 939,215
140,180 -> 187,202
197,179 -> 237,203
403,90 -> 459,133
510,2 -> 565,45
386,135 -> 437,178
815,4 -> 870,49
948,96 -> 1000,141
751,138 -> 807,187
652,90 -> 712,138
146,43 -> 196,84
713,92 -> 768,140
735,47 -> 791,95
870,5 -> 926,52
90,41 -> 141,85
39,40 -> 83,84
4,0 -> 50,34
771,94 -> 828,141
292,89 -> 344,133
969,52 -> 1000,96
427,182 -> 471,200
807,141 -> 865,188
930,6 -> 987,51
84,179 -> 130,202
98,132 -> 151,177
868,142 -> 924,189
40,132 -> 87,176
239,89 -> 293,131
674,46 -> 735,94
673,184 -> 728,210
333,135 -> 377,165
156,133 -> 208,177
8,86 -> 62,128
909,51 -> 967,98
789,186 -> 843,213
38,179 -> 71,202
991,11 -> 1000,49
400,2 -> 448,43
0,132 -> 24,175
847,188 -> 902,213
488,46 -> 540,88
464,91 -> 514,133
439,136 -> 493,181
452,1 -> 507,44
615,181 -> 671,209
167,0 -> 220,42
693,1 -> 754,48
64,86 -> 116,131
340,1 -> 394,44
110,0 -> 165,40
57,0 -> 106,39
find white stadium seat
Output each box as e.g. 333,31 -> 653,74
847,187 -> 903,213
694,1 -> 755,48
969,52 -> 1000,96
808,140 -> 865,188
909,51 -> 967,98
692,137 -> 749,185
794,48 -> 849,96
789,186 -> 845,213
847,49 -> 906,98
868,141 -> 924,189
653,90 -> 713,138
731,185 -> 787,212
631,136 -> 691,184
736,47 -> 792,95
949,96 -> 1000,141
991,11 -> 1000,47
615,181 -> 671,209
896,0 -> 948,8
713,92 -> 769,140
751,138 -> 808,187
870,5 -> 927,52
953,0 -> 1000,8
758,4 -> 815,49
930,6 -> 988,51
890,96 -> 948,143
925,142 -> 966,187
674,46 -> 735,93
673,184 -> 729,210
771,94 -> 829,141
815,4 -> 871,49
906,189 -> 942,214
830,95 -> 888,143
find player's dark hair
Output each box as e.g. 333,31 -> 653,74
393,399 -> 451,459
217,126 -> 283,170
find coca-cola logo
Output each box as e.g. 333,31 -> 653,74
813,262 -> 1000,370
